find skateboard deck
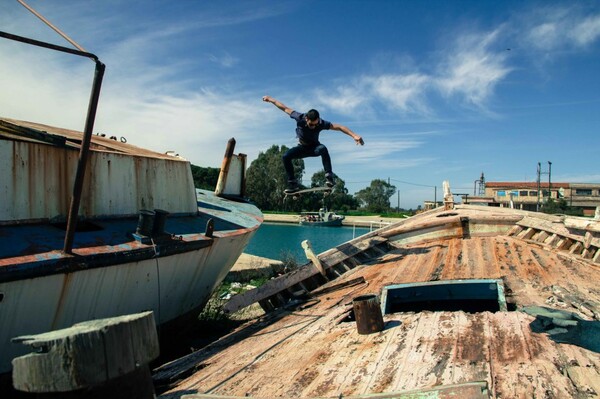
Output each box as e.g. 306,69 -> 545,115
284,186 -> 332,199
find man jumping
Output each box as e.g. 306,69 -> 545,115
262,95 -> 364,193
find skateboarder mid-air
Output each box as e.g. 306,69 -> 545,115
262,95 -> 365,194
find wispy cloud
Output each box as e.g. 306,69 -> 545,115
314,83 -> 370,115
365,73 -> 431,114
435,28 -> 512,108
207,51 -> 239,68
522,6 -> 600,51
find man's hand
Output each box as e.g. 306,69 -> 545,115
355,136 -> 364,145
262,95 -> 273,103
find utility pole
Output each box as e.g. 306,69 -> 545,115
474,172 -> 485,196
536,161 -> 552,212
548,161 -> 552,201
537,162 -> 541,212
397,190 -> 400,213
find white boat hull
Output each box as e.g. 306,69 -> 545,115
0,228 -> 256,374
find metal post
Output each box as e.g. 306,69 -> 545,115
536,162 -> 541,212
63,60 -> 105,253
0,30 -> 106,255
548,161 -> 552,201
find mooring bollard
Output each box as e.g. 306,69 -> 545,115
12,311 -> 159,399
353,294 -> 385,334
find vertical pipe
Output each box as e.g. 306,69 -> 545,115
63,61 -> 105,254
214,138 -> 236,196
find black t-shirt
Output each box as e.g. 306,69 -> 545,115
290,111 -> 332,146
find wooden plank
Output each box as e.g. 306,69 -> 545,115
223,262 -> 321,313
564,217 -> 600,232
506,225 -> 523,236
320,236 -> 388,266
569,242 -> 584,255
302,240 -> 326,277
517,227 -> 536,240
566,366 -> 600,396
545,233 -> 560,246
223,236 -> 387,314
594,249 -> 600,264
534,230 -> 549,243
517,216 -> 590,244
380,216 -> 463,239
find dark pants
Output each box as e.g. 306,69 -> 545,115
282,144 -> 332,182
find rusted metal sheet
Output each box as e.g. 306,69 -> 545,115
1,119 -> 198,223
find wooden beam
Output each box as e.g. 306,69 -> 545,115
12,311 -> 158,397
223,236 -> 387,314
302,240 -> 326,277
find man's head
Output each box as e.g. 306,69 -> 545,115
305,109 -> 320,128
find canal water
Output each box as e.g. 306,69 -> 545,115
244,222 -> 371,262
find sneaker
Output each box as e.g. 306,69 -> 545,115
325,173 -> 335,188
284,180 -> 300,194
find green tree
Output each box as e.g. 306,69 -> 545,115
541,198 -> 583,216
355,179 -> 396,213
246,145 -> 304,210
190,164 -> 220,190
309,171 -> 359,212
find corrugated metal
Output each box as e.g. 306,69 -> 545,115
0,138 -> 197,222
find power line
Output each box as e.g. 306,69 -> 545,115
389,178 -> 436,188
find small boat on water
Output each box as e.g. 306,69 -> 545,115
0,29 -> 262,376
300,208 -> 345,227
155,189 -> 600,398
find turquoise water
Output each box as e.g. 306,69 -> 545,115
244,223 -> 371,262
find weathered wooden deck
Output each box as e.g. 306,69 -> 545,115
155,206 -> 600,398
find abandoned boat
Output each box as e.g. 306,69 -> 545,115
0,26 -> 262,376
0,117 -> 262,375
155,199 -> 600,398
300,208 -> 345,227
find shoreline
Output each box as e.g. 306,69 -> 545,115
262,213 -> 402,228
230,214 -> 403,274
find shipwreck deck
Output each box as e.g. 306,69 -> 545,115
156,206 -> 600,399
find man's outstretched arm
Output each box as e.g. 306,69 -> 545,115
262,96 -> 293,115
331,123 -> 364,145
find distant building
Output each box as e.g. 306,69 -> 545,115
461,182 -> 600,217
423,200 -> 443,210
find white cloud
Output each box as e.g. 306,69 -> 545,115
314,84 -> 370,115
523,7 -> 600,51
365,73 -> 431,114
435,29 -> 512,107
332,138 -> 422,163
569,15 -> 600,47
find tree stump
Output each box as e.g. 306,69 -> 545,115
12,311 -> 159,398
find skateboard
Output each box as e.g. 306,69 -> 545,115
284,186 -> 332,200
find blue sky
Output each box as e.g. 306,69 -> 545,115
1,1 -> 599,209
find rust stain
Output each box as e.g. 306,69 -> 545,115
51,271 -> 74,330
